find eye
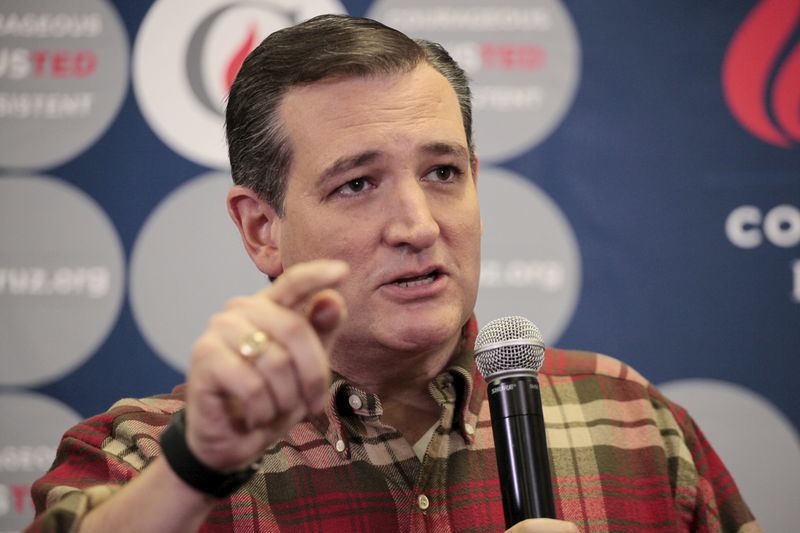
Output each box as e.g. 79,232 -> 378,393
333,177 -> 372,197
344,178 -> 366,192
425,165 -> 462,183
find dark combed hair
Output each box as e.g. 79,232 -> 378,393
225,14 -> 473,215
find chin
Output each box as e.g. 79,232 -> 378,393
383,309 -> 466,352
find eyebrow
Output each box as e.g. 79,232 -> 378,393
316,150 -> 381,188
315,141 -> 470,188
420,141 -> 469,161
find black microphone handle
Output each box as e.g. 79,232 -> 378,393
487,374 -> 556,527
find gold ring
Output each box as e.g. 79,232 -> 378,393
239,330 -> 269,360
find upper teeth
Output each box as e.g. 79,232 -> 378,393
396,273 -> 435,287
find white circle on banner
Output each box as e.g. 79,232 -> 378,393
132,0 -> 347,169
368,0 -> 580,162
129,172 -> 269,372
0,391 -> 81,530
0,0 -> 129,170
0,176 -> 125,385
659,379 -> 800,533
476,166 -> 580,344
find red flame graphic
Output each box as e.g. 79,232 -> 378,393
722,0 -> 800,148
224,25 -> 258,92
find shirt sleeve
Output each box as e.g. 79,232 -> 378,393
653,387 -> 762,533
26,422 -> 139,532
25,396 -> 182,533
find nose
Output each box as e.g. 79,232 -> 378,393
382,177 -> 440,250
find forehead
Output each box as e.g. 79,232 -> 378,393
278,64 -> 467,176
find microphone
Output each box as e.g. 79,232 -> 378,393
474,316 -> 556,527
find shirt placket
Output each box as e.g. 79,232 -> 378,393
345,386 -> 427,532
407,373 -> 460,532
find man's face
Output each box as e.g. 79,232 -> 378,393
273,64 -> 481,357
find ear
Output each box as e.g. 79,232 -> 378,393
471,154 -> 484,236
227,185 -> 284,278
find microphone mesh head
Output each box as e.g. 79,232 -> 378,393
474,316 -> 545,379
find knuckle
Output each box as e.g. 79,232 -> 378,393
278,396 -> 302,416
190,333 -> 218,363
283,314 -> 310,338
207,311 -> 236,331
239,379 -> 263,404
267,385 -> 292,413
266,347 -> 292,372
260,402 -> 278,425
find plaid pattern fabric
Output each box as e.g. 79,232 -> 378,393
27,318 -> 760,532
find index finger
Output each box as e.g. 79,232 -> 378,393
263,259 -> 349,309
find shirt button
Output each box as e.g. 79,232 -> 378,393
464,423 -> 475,436
417,494 -> 430,511
335,439 -> 346,452
348,394 -> 362,410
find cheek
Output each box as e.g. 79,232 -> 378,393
462,210 -> 483,276
312,219 -> 376,265
452,204 -> 482,249
445,210 -> 482,281
280,220 -> 339,266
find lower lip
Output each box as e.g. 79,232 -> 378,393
380,273 -> 448,300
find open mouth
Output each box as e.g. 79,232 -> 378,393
393,269 -> 440,288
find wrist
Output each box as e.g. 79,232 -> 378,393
160,410 -> 260,499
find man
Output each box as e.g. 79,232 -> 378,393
28,15 -> 759,533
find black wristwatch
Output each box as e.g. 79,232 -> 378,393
160,410 -> 259,499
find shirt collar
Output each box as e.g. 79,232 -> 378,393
309,315 -> 485,455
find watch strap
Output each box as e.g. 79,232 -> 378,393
160,409 -> 258,499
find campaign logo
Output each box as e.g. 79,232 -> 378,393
726,204 -> 800,250
133,0 -> 347,169
368,0 -> 581,163
0,0 -> 128,169
722,0 -> 800,148
726,203 -> 800,303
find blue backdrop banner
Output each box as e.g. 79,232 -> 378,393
1,1 -> 798,530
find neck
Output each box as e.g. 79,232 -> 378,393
330,333 -> 461,443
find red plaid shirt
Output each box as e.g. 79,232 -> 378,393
28,319 -> 759,532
